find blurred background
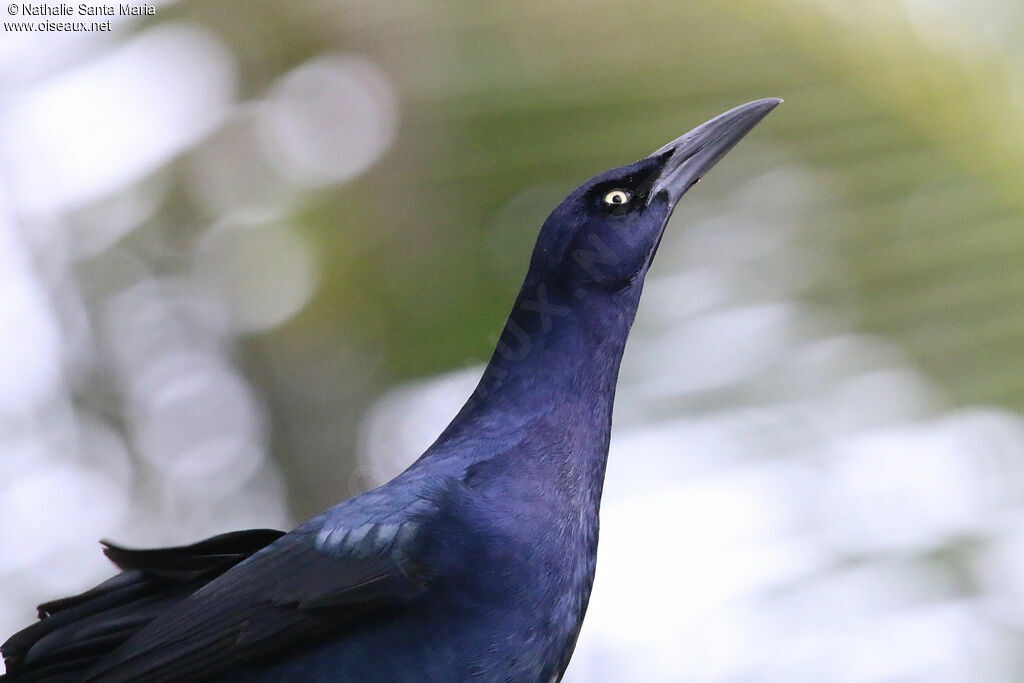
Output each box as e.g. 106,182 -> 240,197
3,0 -> 1024,680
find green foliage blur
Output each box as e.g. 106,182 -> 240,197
170,0 -> 1024,515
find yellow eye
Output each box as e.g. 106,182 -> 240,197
603,189 -> 632,206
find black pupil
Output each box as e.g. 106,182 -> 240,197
612,193 -> 624,203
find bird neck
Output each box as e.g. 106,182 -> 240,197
482,281 -> 640,410
427,276 -> 643,471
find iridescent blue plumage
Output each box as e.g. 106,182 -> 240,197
1,98 -> 780,683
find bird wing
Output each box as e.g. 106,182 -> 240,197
80,508 -> 435,682
1,528 -> 286,682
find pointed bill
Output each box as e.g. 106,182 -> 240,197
647,98 -> 782,205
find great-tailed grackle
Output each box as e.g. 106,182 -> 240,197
1,98 -> 781,682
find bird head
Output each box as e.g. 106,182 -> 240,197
525,98 -> 782,296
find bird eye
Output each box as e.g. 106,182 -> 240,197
603,189 -> 632,207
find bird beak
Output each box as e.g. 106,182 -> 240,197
647,98 -> 782,206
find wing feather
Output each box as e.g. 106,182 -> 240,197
81,520 -> 432,683
1,529 -> 285,682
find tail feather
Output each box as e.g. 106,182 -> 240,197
1,529 -> 285,682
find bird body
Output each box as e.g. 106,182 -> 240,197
2,98 -> 780,682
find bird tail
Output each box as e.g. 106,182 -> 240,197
1,528 -> 285,682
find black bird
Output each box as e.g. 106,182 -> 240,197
1,98 -> 781,682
